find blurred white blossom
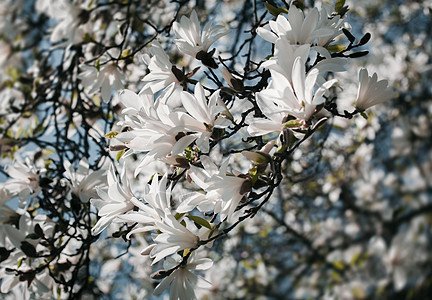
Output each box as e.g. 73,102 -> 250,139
173,10 -> 230,59
154,252 -> 213,300
355,68 -> 396,110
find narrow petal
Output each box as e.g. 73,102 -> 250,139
172,134 -> 197,156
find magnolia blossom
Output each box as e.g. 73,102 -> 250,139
287,57 -> 337,121
117,173 -> 172,238
141,41 -> 183,106
0,0 -> 418,299
178,156 -> 251,222
262,39 -> 346,84
176,156 -> 221,214
173,10 -> 230,59
2,213 -> 48,251
63,158 -> 107,203
154,252 -> 213,300
116,88 -> 196,175
91,164 -> 136,235
179,83 -> 231,153
4,157 -> 45,205
355,68 -> 396,110
256,5 -> 335,46
142,212 -> 199,264
262,41 -> 311,83
248,56 -> 337,137
118,87 -> 157,119
316,3 -> 346,47
78,63 -> 124,103
1,266 -> 52,298
77,64 -> 97,88
207,164 -> 252,222
0,213 -> 55,297
0,213 -> 85,298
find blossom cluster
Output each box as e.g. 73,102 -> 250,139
0,0 -> 413,299
86,3 -> 393,299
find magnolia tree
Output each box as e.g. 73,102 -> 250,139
1,0 -> 431,299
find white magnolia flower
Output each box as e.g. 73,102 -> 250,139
78,63 -> 124,103
4,157 -> 46,204
179,155 -> 252,222
207,163 -> 252,222
116,88 -> 196,175
1,267 -> 52,297
262,41 -> 311,83
0,213 -> 74,298
77,64 -> 97,87
262,39 -> 346,84
247,78 -> 295,137
257,5 -> 335,46
316,3 -> 346,47
154,252 -> 213,300
118,86 -> 157,119
179,83 -> 231,153
141,41 -> 183,97
248,56 -> 337,136
63,158 -> 107,203
2,213 -> 48,251
355,68 -> 396,111
142,211 -> 199,264
287,56 -> 337,121
176,156 -> 220,214
173,10 -> 230,62
117,173 -> 172,238
179,156 -> 251,222
91,164 -> 136,235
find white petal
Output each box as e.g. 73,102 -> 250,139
172,134 -> 197,156
154,273 -> 175,295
